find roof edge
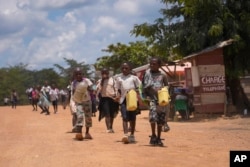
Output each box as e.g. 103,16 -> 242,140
183,39 -> 234,60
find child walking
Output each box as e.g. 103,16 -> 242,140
71,67 -> 93,141
96,68 -> 119,133
38,85 -> 50,115
116,62 -> 141,144
49,83 -> 59,114
142,57 -> 169,146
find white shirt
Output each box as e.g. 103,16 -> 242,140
59,89 -> 68,98
96,77 -> 118,98
116,74 -> 141,104
49,88 -> 59,101
72,78 -> 93,103
41,85 -> 51,94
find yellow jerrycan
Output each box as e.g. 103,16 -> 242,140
126,89 -> 138,111
158,87 -> 169,106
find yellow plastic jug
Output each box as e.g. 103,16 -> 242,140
158,87 -> 169,106
126,89 -> 138,111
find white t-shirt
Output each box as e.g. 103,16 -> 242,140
72,78 -> 93,103
116,74 -> 141,104
41,85 -> 51,94
49,88 -> 59,101
96,77 -> 118,98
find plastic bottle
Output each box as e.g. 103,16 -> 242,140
126,89 -> 137,111
158,87 -> 169,106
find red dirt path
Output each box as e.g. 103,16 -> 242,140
0,105 -> 250,167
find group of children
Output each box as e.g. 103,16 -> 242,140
27,81 -> 69,115
70,57 -> 170,146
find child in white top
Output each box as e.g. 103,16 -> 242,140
116,62 -> 141,144
49,84 -> 59,114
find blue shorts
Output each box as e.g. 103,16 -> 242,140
120,100 -> 137,122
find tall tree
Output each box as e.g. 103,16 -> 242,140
131,0 -> 250,76
131,0 -> 227,57
54,57 -> 92,84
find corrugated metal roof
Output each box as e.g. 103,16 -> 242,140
183,39 -> 233,60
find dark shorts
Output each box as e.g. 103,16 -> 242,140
99,97 -> 119,119
91,99 -> 97,113
120,100 -> 137,122
52,100 -> 58,106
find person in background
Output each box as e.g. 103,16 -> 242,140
37,85 -> 50,115
96,68 -> 119,133
41,81 -> 51,102
116,62 -> 141,144
49,83 -> 59,114
31,85 -> 39,111
59,88 -> 68,110
175,89 -> 189,120
11,89 -> 18,109
67,80 -> 72,105
142,57 -> 169,146
4,97 -> 9,105
26,87 -> 33,104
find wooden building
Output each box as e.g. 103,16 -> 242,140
182,40 -> 233,113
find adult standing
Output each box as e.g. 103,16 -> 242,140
96,68 -> 119,133
116,62 -> 141,144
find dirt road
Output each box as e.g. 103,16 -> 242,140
0,105 -> 250,167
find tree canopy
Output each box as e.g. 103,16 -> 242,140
131,0 -> 250,77
94,41 -> 154,73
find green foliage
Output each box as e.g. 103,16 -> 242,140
133,0 -> 228,57
131,0 -> 250,79
0,66 -> 34,105
0,58 -> 92,106
94,41 -> 154,73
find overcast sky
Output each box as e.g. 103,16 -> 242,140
0,0 -> 163,70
